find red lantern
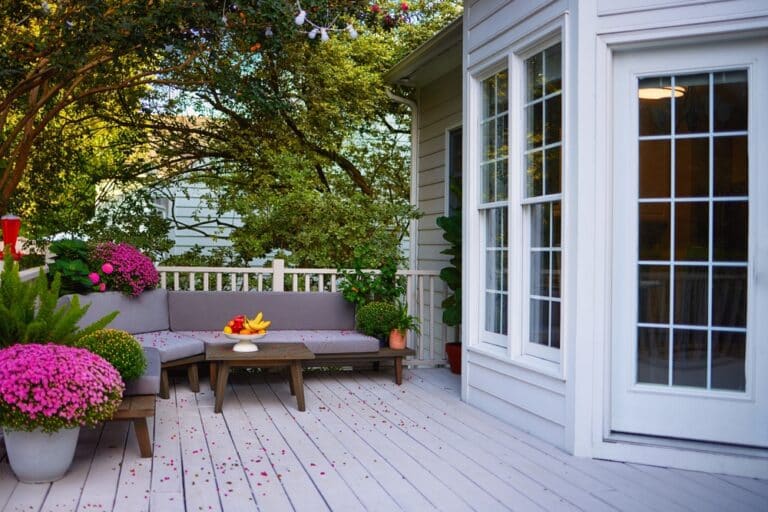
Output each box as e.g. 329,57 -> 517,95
1,215 -> 21,260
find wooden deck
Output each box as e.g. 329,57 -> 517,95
1,368 -> 766,511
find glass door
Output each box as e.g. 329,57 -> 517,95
611,39 -> 768,446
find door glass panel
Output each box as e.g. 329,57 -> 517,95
639,77 -> 672,136
675,74 -> 709,134
640,140 -> 671,198
712,266 -> 747,328
545,146 -> 562,195
674,266 -> 708,326
531,203 -> 550,248
675,138 -> 709,197
714,136 -> 748,196
638,265 -> 670,324
714,70 -> 748,132
639,203 -> 670,260
637,327 -> 669,384
526,53 -> 543,101
636,70 -> 749,392
713,201 -> 748,261
544,43 -> 562,94
552,251 -> 561,298
675,202 -> 709,261
711,331 -> 746,391
673,329 -> 708,387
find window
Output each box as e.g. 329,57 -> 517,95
636,70 -> 748,391
447,127 -> 462,216
480,70 -> 509,346
523,43 -> 562,361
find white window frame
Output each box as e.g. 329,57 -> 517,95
474,61 -> 510,350
466,17 -> 567,375
516,35 -> 565,365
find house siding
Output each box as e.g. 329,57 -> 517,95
415,66 -> 463,356
160,183 -> 241,256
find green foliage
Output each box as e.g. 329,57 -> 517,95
340,257 -> 406,307
48,239 -> 94,295
76,329 -> 147,382
0,247 -> 118,347
355,301 -> 400,339
392,302 -> 420,334
436,209 -> 462,328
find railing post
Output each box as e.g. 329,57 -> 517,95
272,259 -> 285,292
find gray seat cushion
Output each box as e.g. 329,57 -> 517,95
133,331 -> 204,363
168,291 -> 356,331
124,347 -> 161,396
178,330 -> 379,354
73,289 -> 169,334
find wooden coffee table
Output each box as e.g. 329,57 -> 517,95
206,342 -> 315,413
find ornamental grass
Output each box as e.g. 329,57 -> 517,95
0,343 -> 124,433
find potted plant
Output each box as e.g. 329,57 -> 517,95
355,301 -> 400,345
388,302 -> 420,350
0,343 -> 124,483
436,209 -> 462,374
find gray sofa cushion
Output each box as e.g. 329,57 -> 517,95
133,331 -> 204,363
124,347 -> 161,396
179,330 -> 379,354
168,291 -> 356,331
74,289 -> 169,334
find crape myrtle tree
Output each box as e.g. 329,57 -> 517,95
1,0 -> 462,266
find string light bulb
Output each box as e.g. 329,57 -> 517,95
295,9 -> 306,25
320,28 -> 329,42
265,25 -> 273,37
308,28 -> 318,39
347,24 -> 358,39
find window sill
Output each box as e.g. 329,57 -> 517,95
468,344 -> 564,381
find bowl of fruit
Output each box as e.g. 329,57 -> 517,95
223,313 -> 271,352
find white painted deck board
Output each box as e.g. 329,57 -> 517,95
0,368 -> 765,512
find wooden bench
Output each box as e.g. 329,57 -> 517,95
111,395 -> 155,458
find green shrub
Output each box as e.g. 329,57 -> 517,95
356,301 -> 400,339
76,329 -> 147,381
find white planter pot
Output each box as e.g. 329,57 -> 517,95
3,426 -> 80,483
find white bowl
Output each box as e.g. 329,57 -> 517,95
224,332 -> 266,341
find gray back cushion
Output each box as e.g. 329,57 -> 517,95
168,291 -> 355,331
73,289 -> 169,334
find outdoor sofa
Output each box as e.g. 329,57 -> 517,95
69,289 -> 414,399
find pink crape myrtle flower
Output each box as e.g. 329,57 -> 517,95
98,283 -> 107,292
101,263 -> 114,274
0,344 -> 124,433
88,272 -> 100,284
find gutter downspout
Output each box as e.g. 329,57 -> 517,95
386,88 -> 419,274
387,88 -> 420,353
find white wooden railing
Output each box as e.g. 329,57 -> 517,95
156,259 -> 448,367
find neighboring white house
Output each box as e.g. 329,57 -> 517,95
387,0 -> 767,478
153,182 -> 242,257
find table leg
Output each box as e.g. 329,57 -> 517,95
209,362 -> 217,390
214,362 -> 230,413
288,367 -> 296,396
395,357 -> 403,385
289,361 -> 306,412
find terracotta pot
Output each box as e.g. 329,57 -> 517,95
389,328 -> 406,349
445,342 -> 462,374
